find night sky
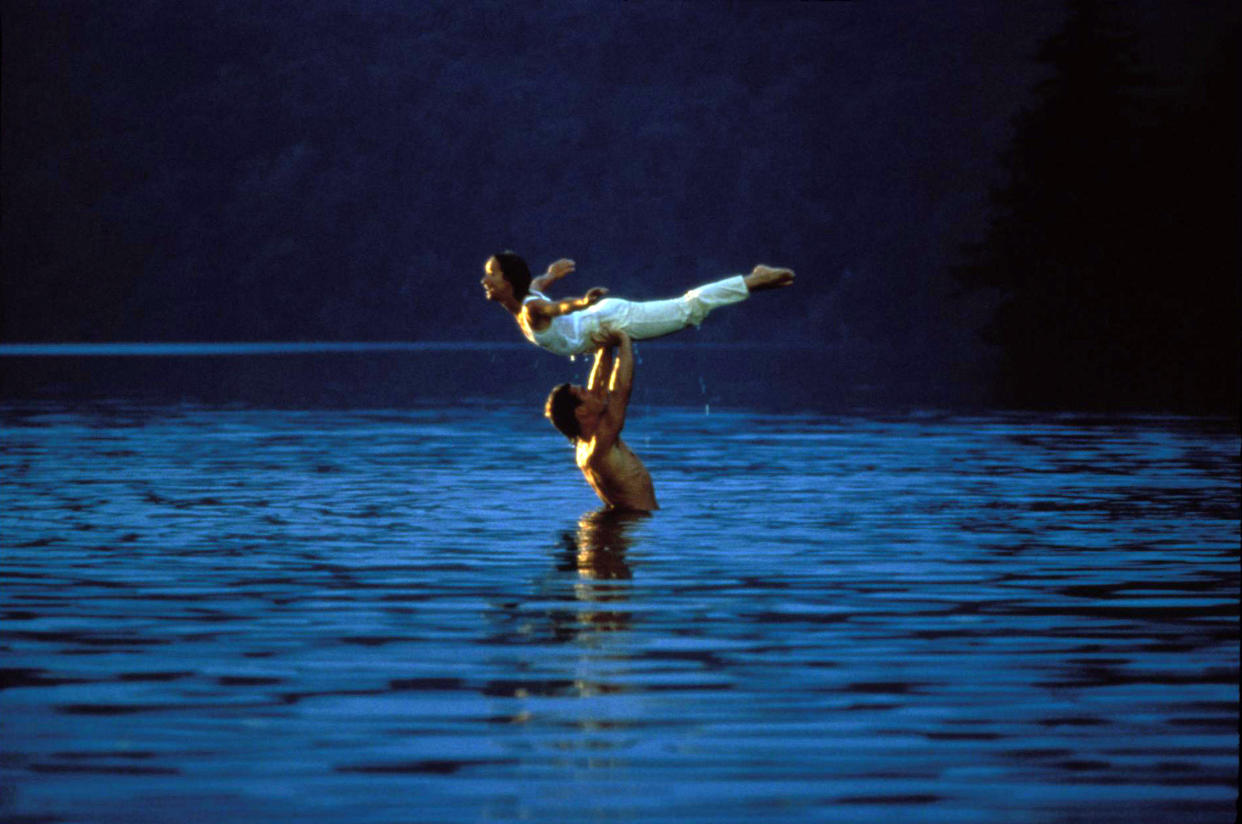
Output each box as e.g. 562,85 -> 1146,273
2,0 -> 1238,410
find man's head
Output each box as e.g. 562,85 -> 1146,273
545,382 -> 585,441
483,252 -> 532,303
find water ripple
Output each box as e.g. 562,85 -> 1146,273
1,403 -> 1237,823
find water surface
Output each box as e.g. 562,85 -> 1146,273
1,348 -> 1238,823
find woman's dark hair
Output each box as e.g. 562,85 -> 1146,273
491,251 -> 532,301
545,383 -> 582,441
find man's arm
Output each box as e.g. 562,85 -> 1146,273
592,332 -> 633,452
586,339 -> 614,393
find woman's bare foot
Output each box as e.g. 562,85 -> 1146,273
744,265 -> 795,292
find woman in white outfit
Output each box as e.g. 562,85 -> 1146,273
480,252 -> 794,357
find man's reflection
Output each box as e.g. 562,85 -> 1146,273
559,508 -> 644,579
556,508 -> 644,634
483,509 -> 650,738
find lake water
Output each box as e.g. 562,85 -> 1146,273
1,346 -> 1238,823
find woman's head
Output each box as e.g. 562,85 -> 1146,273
487,252 -> 532,302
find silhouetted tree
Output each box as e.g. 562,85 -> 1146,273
956,0 -> 1239,412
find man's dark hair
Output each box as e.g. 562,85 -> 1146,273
545,383 -> 582,441
492,251 -> 532,301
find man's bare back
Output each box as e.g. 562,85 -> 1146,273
545,331 -> 658,512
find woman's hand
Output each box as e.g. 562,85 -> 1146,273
546,258 -> 575,280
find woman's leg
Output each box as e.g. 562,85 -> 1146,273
587,275 -> 750,342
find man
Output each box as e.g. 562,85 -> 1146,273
482,252 -> 794,357
544,331 -> 658,512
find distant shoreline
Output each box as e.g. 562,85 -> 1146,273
0,341 -> 811,357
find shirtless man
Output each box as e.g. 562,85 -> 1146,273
544,331 -> 658,512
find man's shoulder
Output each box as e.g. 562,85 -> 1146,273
578,435 -> 630,467
575,437 -> 601,465
576,435 -> 607,463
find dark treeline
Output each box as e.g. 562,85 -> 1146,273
2,1 -> 1237,411
956,0 -> 1239,412
2,2 -> 974,343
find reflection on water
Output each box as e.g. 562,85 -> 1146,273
563,510 -> 639,635
0,391 -> 1238,823
569,509 -> 641,581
